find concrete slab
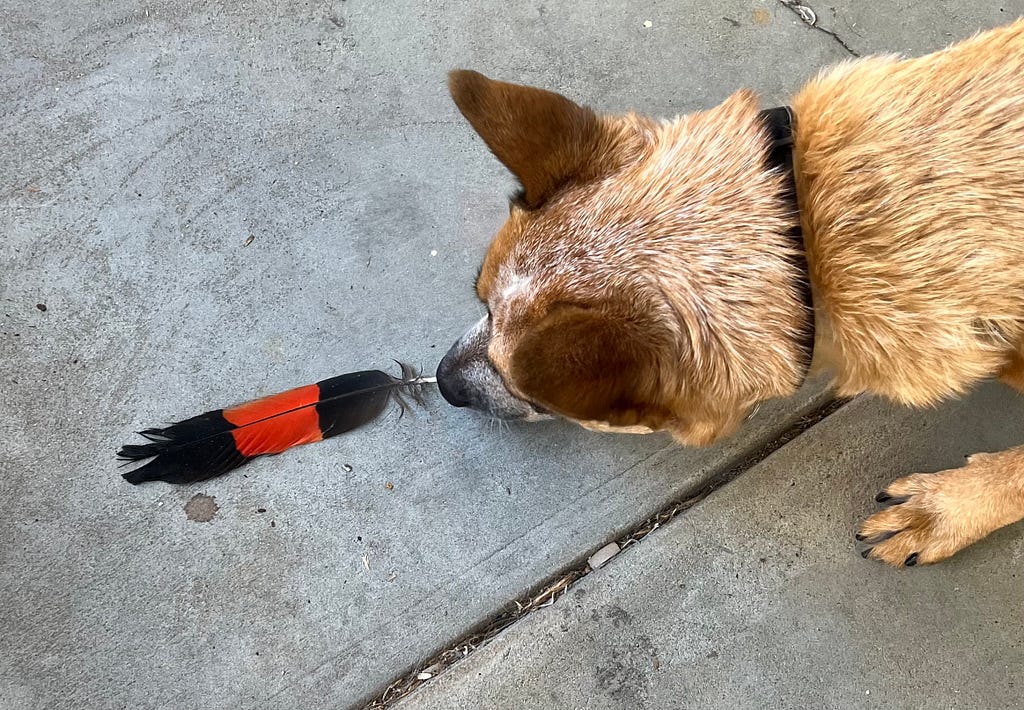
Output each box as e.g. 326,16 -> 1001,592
3,1 -> 1021,708
0,1 -> 854,708
400,382 -> 1024,710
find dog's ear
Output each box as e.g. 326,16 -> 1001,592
504,303 -> 671,426
448,70 -> 604,208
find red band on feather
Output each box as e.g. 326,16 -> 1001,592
224,384 -> 324,456
230,409 -> 323,456
223,384 -> 321,425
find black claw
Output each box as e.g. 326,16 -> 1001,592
860,547 -> 872,559
905,553 -> 919,567
862,529 -> 900,545
855,532 -> 865,541
875,493 -> 909,507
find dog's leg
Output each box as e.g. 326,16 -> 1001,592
858,347 -> 1024,567
858,446 -> 1024,567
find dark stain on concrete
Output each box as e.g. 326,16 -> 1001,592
184,493 -> 218,522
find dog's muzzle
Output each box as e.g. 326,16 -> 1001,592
435,351 -> 472,408
435,315 -> 548,421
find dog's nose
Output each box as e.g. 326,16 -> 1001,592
436,346 -> 471,408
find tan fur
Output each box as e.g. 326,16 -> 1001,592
1002,347 -> 1024,391
859,446 -> 1024,566
793,20 -> 1024,405
451,74 -> 812,445
859,363 -> 1024,566
446,19 -> 1024,565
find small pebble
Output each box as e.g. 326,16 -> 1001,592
643,20 -> 653,28
384,482 -> 394,490
588,542 -> 621,570
416,672 -> 432,681
35,303 -> 47,312
429,249 -> 438,257
342,463 -> 353,472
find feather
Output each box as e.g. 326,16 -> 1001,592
118,363 -> 433,485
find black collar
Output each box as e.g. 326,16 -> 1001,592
758,106 -> 815,381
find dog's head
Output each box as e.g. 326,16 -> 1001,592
437,71 -> 810,445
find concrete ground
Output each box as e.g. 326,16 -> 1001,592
401,385 -> 1024,710
1,1 -> 1021,709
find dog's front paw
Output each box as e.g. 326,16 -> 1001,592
856,463 -> 994,567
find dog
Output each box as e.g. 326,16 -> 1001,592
435,19 -> 1024,568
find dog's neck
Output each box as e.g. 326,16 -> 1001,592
759,106 -> 816,384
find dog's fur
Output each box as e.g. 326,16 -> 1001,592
436,19 -> 1024,567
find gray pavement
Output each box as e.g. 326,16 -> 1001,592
1,1 -> 1022,709
400,383 -> 1024,710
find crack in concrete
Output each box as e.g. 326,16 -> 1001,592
777,1 -> 861,57
359,396 -> 850,709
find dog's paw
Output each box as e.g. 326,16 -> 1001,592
856,461 -> 996,567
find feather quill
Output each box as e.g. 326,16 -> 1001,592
119,363 -> 433,485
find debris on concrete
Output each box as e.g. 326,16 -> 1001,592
184,494 -> 219,523
587,542 -> 620,570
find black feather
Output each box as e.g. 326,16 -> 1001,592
118,364 -> 430,485
117,410 -> 234,463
